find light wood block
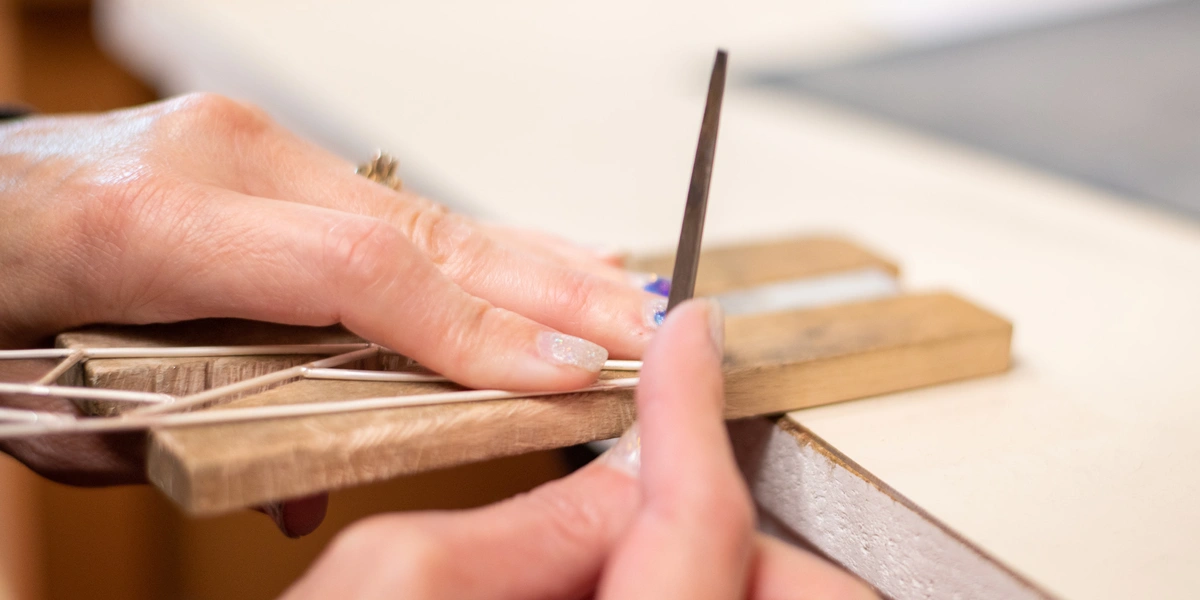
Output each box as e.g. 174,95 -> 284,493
143,291 -> 1009,515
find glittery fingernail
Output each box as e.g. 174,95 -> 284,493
599,422 -> 641,477
628,272 -> 672,297
537,332 -> 607,371
644,297 -> 667,329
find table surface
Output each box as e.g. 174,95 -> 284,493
97,1 -> 1199,597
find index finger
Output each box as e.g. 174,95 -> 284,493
87,187 -> 607,391
598,299 -> 756,600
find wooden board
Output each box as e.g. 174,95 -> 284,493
140,291 -> 1009,514
56,237 -> 1010,514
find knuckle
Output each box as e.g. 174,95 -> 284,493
545,270 -> 595,326
157,93 -> 274,143
177,92 -> 269,127
398,201 -> 478,268
321,218 -> 402,292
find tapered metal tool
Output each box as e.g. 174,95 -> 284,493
666,49 -> 727,312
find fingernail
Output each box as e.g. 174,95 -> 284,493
629,272 -> 672,297
537,332 -> 607,371
706,299 -> 725,354
599,422 -> 641,477
643,297 -> 667,329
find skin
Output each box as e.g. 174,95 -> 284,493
1,97 -> 878,596
0,93 -> 652,382
282,301 -> 878,600
0,94 -> 653,533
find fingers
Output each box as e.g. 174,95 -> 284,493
407,216 -> 662,360
196,123 -> 660,359
750,536 -> 879,600
282,464 -> 641,600
281,298 -> 875,600
88,186 -> 606,391
480,224 -> 628,279
598,299 -> 755,600
315,180 -> 662,360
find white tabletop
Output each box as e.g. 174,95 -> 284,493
97,1 -> 1199,597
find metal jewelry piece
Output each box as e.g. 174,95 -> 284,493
356,151 -> 404,191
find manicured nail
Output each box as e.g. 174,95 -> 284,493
628,272 -> 672,297
643,297 -> 667,329
706,299 -> 725,353
537,332 -> 607,371
599,422 -> 641,477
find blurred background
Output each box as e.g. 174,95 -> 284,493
2,0 -> 1197,598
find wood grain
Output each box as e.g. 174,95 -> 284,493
148,292 -> 1010,514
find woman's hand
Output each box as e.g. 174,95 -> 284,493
0,94 -> 667,534
0,93 -> 665,389
281,300 -> 879,600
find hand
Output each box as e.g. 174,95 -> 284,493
0,94 -> 662,387
281,300 -> 879,600
0,94 -> 666,534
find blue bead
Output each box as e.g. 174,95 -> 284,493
643,277 -> 672,297
654,309 -> 666,326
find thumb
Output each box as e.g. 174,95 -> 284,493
599,298 -> 757,600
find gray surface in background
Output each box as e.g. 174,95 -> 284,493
754,0 -> 1200,219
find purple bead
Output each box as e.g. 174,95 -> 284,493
643,277 -> 672,297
